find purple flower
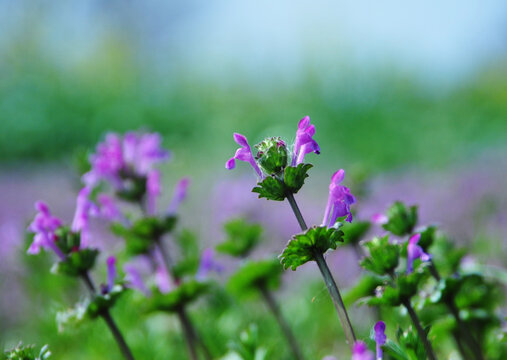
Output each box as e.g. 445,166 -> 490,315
225,133 -> 263,178
124,263 -> 151,297
407,233 -> 431,274
352,341 -> 374,360
83,133 -> 124,188
123,132 -> 170,175
27,201 -> 65,260
292,116 -> 320,166
71,187 -> 98,248
196,248 -> 223,280
155,265 -> 172,294
371,213 -> 388,225
322,169 -> 356,226
106,256 -> 117,293
374,321 -> 386,359
167,177 -> 191,215
146,170 -> 161,215
96,194 -> 122,221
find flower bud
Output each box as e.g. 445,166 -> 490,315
254,137 -> 288,175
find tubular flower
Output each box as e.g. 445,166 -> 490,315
352,341 -> 374,360
407,233 -> 431,274
225,133 -> 263,178
96,194 -> 122,221
292,116 -> 320,166
123,132 -> 170,175
104,256 -> 117,294
322,169 -> 356,226
71,187 -> 98,248
196,248 -> 223,280
146,170 -> 161,215
167,177 -> 191,215
83,133 -> 124,188
374,321 -> 386,360
27,201 -> 65,260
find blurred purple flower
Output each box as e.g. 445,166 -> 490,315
83,132 -> 170,188
225,133 -> 263,178
322,169 -> 356,226
407,233 -> 431,274
155,265 -> 172,294
374,321 -> 386,359
352,341 -> 374,360
71,187 -> 98,248
167,177 -> 191,215
124,263 -> 152,297
96,193 -> 122,221
105,256 -> 117,293
371,213 -> 388,225
146,170 -> 161,215
196,248 -> 223,280
27,201 -> 65,260
292,116 -> 320,166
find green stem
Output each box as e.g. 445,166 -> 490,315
258,283 -> 304,360
154,239 -> 212,360
402,299 -> 437,360
314,251 -> 357,348
285,192 -> 357,350
428,262 -> 484,360
80,273 -> 135,360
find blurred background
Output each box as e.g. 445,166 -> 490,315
0,0 -> 506,359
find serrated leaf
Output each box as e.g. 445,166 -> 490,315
252,176 -> 286,201
360,236 -> 400,276
382,202 -> 418,236
279,226 -> 344,270
227,258 -> 283,297
283,163 -> 313,194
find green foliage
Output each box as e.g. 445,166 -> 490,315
115,174 -> 147,203
56,301 -> 88,332
341,221 -> 371,246
111,216 -> 177,255
173,230 -> 200,278
52,249 -> 99,277
223,324 -> 268,360
147,280 -> 210,313
2,344 -> 50,360
383,202 -> 418,236
394,326 -> 427,360
360,236 -> 400,276
254,137 -> 288,175
53,227 -> 81,254
343,274 -> 383,306
252,164 -> 312,201
86,285 -> 126,318
367,272 -> 425,307
216,219 -> 263,258
279,226 -> 344,270
227,259 -> 283,298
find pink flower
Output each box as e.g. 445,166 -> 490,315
71,187 -> 98,248
322,169 -> 356,226
146,170 -> 161,215
352,341 -> 374,360
292,116 -> 320,166
374,321 -> 386,359
226,133 -> 263,178
407,233 -> 431,274
27,201 -> 65,260
167,177 -> 191,215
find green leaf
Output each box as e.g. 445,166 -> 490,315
227,258 -> 283,297
52,249 -> 99,276
396,326 -> 427,360
382,202 -> 418,236
279,226 -> 344,271
283,163 -> 313,194
147,280 -> 210,313
216,219 -> 263,257
367,272 -> 425,307
343,274 -> 384,306
254,137 -> 288,175
252,176 -> 286,201
86,285 -> 126,318
360,236 -> 400,276
172,229 -> 200,278
3,343 -> 51,360
341,221 -> 371,246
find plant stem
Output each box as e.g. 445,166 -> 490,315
258,283 -> 304,360
176,307 -> 199,360
286,193 -> 308,230
402,299 -> 437,360
154,239 -> 212,360
314,251 -> 357,348
428,262 -> 484,360
80,272 -> 135,360
285,192 -> 356,349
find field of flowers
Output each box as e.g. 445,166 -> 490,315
1,2 -> 507,360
